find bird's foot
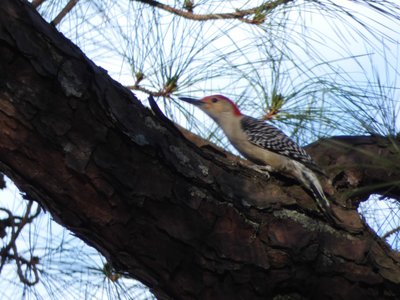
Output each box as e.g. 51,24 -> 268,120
249,164 -> 272,179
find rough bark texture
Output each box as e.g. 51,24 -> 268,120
308,136 -> 400,204
1,1 -> 400,299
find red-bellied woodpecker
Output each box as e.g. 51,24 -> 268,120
179,94 -> 335,220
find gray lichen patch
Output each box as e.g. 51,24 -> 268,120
187,187 -> 207,209
189,187 -> 207,199
169,145 -> 190,165
144,116 -> 167,133
273,210 -> 351,239
58,60 -> 87,97
198,164 -> 209,176
132,134 -> 149,146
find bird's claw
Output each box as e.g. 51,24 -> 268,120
249,164 -> 272,179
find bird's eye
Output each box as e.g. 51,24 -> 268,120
211,98 -> 218,103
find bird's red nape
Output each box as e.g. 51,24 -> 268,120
203,95 -> 242,116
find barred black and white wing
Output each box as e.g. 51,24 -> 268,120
240,116 -> 324,175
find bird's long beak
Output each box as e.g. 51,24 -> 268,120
178,97 -> 204,107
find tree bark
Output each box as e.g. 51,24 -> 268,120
1,1 -> 400,299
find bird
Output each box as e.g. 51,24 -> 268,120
178,94 -> 335,220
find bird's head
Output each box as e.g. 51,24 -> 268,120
178,95 -> 242,121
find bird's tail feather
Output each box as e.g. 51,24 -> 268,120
302,169 -> 337,222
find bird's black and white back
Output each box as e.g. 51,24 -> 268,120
241,116 -> 324,175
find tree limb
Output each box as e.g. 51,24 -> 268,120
307,136 -> 400,205
1,1 -> 400,299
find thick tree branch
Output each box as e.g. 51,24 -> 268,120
1,1 -> 400,299
307,136 -> 400,205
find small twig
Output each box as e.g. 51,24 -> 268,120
31,0 -> 47,9
261,93 -> 285,120
0,201 -> 41,285
383,225 -> 400,239
51,0 -> 79,26
261,109 -> 279,120
135,0 -> 293,24
11,242 -> 40,286
126,84 -> 174,98
0,201 -> 35,274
